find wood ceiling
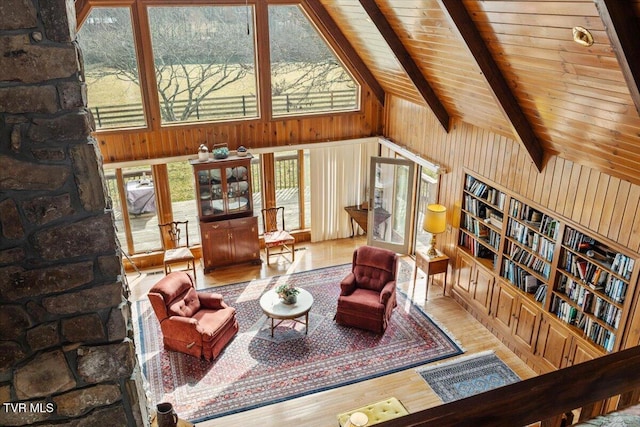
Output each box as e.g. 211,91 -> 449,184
316,0 -> 640,185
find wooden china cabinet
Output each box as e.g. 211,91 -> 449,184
190,154 -> 260,272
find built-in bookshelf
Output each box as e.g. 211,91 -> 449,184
501,199 -> 559,305
551,227 -> 635,352
459,175 -> 506,270
456,172 -> 640,355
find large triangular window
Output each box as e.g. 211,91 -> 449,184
269,5 -> 360,117
77,2 -> 361,130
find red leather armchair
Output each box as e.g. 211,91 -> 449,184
335,245 -> 398,334
147,272 -> 238,360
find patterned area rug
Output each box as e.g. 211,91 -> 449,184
576,405 -> 640,426
133,264 -> 462,423
417,351 -> 520,403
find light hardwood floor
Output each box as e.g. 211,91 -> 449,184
128,237 -> 537,426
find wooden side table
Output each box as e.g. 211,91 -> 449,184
413,251 -> 449,300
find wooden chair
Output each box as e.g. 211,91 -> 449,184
261,207 -> 295,265
158,220 -> 196,277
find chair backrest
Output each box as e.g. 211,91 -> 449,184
352,245 -> 397,292
148,271 -> 200,320
158,221 -> 190,250
261,207 -> 286,234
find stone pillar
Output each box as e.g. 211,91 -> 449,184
0,1 -> 148,425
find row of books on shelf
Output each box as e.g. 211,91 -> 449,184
509,201 -> 559,239
558,276 -> 596,313
459,233 -> 497,262
604,277 -> 628,304
488,229 -> 501,250
563,228 -> 601,252
563,229 -> 634,280
563,252 -> 609,289
539,215 -> 559,240
502,259 -> 541,294
551,298 -> 616,351
509,199 -> 536,221
465,176 -> 506,209
561,252 -> 627,303
557,277 -> 620,327
534,284 -> 547,303
461,215 -> 501,251
507,220 -> 555,262
506,243 -> 551,279
463,198 -> 505,236
583,320 -> 615,352
593,296 -> 622,329
611,253 -> 635,281
462,215 -> 488,238
513,211 -> 559,240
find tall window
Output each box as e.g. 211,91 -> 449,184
77,7 -> 146,129
269,5 -> 359,116
414,170 -> 438,253
303,150 -> 311,229
147,6 -> 258,124
105,165 -> 161,255
251,154 -> 263,229
274,150 -> 301,230
167,161 -> 200,245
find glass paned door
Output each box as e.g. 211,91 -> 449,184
367,157 -> 415,254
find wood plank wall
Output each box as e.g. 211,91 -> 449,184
384,95 -> 640,256
95,91 -> 383,163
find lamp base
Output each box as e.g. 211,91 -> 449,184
425,235 -> 438,258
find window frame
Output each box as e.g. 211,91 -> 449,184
76,0 -> 364,133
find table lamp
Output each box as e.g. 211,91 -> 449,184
423,204 -> 447,257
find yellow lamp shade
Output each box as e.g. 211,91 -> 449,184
423,204 -> 447,234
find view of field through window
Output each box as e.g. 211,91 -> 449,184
77,4 -> 359,130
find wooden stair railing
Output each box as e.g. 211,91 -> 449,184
378,346 -> 640,427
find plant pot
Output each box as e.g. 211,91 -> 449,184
281,294 -> 297,305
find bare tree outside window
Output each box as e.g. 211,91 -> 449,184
269,5 -> 359,115
147,6 -> 258,124
77,7 -> 146,129
77,4 -> 360,129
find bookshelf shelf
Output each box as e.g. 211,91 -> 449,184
500,198 -> 558,304
454,172 -> 640,362
459,175 -> 505,271
550,226 -> 635,352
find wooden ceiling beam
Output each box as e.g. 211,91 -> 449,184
358,0 -> 450,132
436,0 -> 544,171
594,0 -> 640,116
304,1 -> 385,107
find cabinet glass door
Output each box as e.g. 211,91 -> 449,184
198,170 -> 214,217
226,165 -> 251,214
367,156 -> 415,254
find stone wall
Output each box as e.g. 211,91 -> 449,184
0,1 -> 148,425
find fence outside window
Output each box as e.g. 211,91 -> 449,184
91,89 -> 358,129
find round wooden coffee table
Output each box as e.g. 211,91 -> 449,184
259,288 -> 314,337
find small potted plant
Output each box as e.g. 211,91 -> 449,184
276,283 -> 300,305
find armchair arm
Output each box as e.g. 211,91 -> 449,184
379,280 -> 396,305
340,273 -> 357,296
161,316 -> 203,344
198,292 -> 227,310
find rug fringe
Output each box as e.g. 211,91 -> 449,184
395,281 -> 466,354
417,349 -> 496,372
421,314 -> 467,354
